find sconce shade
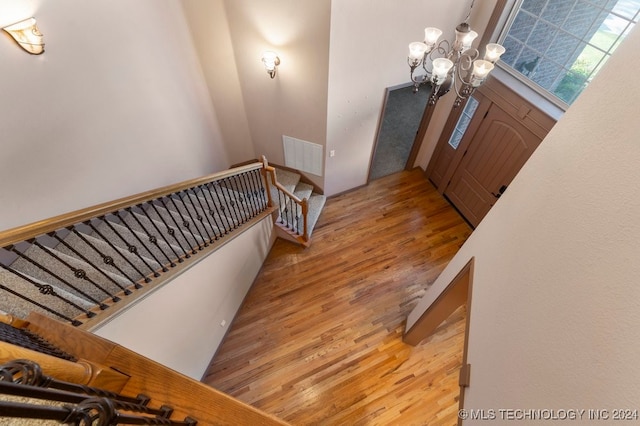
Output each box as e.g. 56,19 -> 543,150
3,17 -> 44,55
261,51 -> 280,78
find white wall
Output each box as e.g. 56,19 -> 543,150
0,0 -> 229,231
94,215 -> 275,380
407,25 -> 640,423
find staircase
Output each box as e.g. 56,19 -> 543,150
269,166 -> 326,244
0,159 -> 327,329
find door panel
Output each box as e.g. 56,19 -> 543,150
444,104 -> 542,227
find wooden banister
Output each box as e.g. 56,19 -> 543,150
0,162 -> 264,247
23,312 -> 289,425
261,156 -> 310,244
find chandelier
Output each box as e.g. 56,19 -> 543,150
407,2 -> 505,107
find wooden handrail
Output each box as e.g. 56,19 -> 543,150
261,156 -> 310,242
0,162 -> 264,247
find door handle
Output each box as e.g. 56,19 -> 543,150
492,185 -> 508,198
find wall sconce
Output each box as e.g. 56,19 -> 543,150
261,51 -> 280,79
3,17 -> 45,55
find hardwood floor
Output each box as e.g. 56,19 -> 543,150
202,169 -> 472,425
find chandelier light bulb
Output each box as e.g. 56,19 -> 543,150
408,42 -> 428,64
484,43 -> 506,63
423,27 -> 442,48
432,58 -> 454,84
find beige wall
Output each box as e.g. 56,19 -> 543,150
94,216 -> 275,380
408,25 -> 640,421
324,0 -> 496,195
0,0 -> 229,231
223,0 -> 331,189
181,0 -> 255,166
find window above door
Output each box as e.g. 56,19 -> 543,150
496,0 -> 640,107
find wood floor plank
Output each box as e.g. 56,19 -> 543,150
203,170 -> 472,425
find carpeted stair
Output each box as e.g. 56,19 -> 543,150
270,168 -> 326,240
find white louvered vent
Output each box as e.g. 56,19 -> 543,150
282,135 -> 323,176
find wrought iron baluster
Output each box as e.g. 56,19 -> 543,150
159,197 -> 200,254
0,279 -> 83,326
71,229 -> 142,289
220,178 -> 246,225
139,203 -> 189,262
175,192 -> 211,246
51,233 -> 131,296
115,211 -> 171,271
239,172 -> 258,217
211,182 -> 240,230
202,183 -> 233,233
187,189 -> 220,241
250,169 -> 268,211
32,241 -> 116,305
122,207 -> 179,266
99,218 -> 161,277
86,221 -> 151,283
8,245 -> 108,310
0,264 -> 91,323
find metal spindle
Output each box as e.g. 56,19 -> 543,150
188,189 -> 220,240
148,202 -> 192,259
32,241 -> 116,305
221,179 -> 245,225
175,192 -> 211,245
136,204 -> 187,263
115,211 -> 170,271
98,218 -> 161,277
51,233 -> 131,296
86,221 -> 151,283
0,281 -> 82,326
0,264 -> 93,321
8,245 -> 108,310
202,183 -> 233,233
71,229 -> 142,289
212,183 -> 240,230
250,169 -> 268,210
239,173 -> 258,217
207,184 -> 234,233
160,197 -> 200,253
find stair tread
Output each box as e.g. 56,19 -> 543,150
0,269 -> 93,321
293,183 -> 314,201
274,169 -> 300,194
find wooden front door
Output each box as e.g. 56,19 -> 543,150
444,103 -> 542,227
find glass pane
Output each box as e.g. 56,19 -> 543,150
573,44 -> 608,77
612,0 -> 640,20
514,48 -> 541,77
531,59 -> 564,90
500,0 -> 640,105
553,69 -> 588,103
542,0 -> 576,26
447,97 -> 479,150
501,36 -> 524,68
510,11 -> 537,42
522,0 -> 547,15
528,20 -> 558,53
546,32 -> 581,65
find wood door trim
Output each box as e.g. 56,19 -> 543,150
404,257 -> 475,345
438,93 -> 491,195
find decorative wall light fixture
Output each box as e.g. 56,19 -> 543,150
3,17 -> 45,55
261,51 -> 280,79
406,1 -> 504,107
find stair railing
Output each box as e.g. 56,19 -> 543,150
0,162 -> 274,328
0,312 -> 289,425
261,156 -> 310,245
